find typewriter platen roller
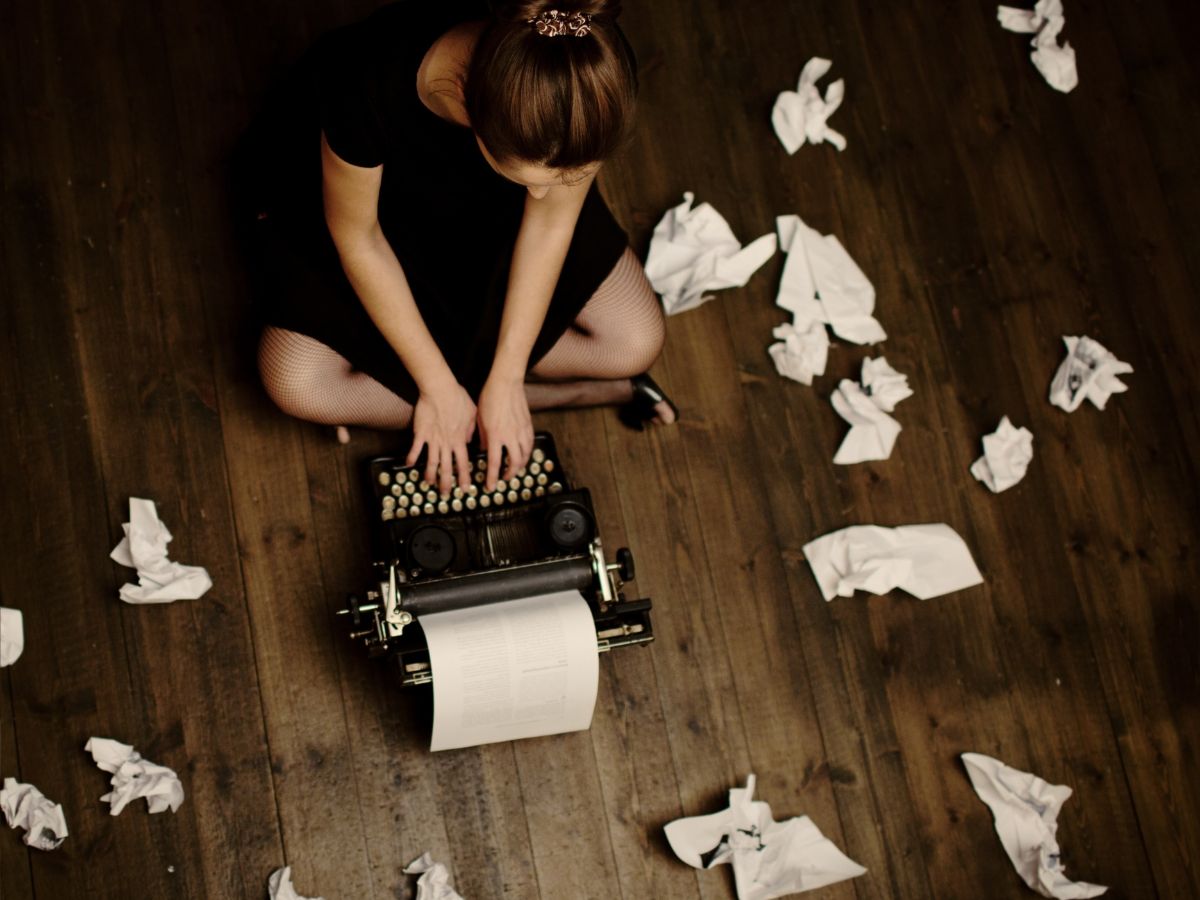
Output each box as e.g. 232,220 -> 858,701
337,432 -> 654,685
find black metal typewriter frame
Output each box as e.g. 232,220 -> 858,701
338,432 -> 654,686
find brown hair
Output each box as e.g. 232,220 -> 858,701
465,1 -> 638,171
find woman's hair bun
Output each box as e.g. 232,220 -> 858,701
471,0 -> 637,169
492,0 -> 622,24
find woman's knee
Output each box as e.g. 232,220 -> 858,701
626,289 -> 666,373
534,251 -> 667,380
256,326 -> 345,420
591,251 -> 667,373
612,270 -> 666,373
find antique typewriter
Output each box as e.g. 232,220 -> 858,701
338,432 -> 654,685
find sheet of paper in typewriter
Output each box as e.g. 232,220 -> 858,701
422,589 -> 599,751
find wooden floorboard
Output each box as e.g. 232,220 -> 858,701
3,0 -> 1198,898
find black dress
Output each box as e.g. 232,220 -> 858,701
235,1 -> 629,403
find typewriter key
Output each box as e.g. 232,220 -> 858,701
451,498 -> 463,512
520,488 -> 531,501
474,470 -> 485,484
507,489 -> 518,503
452,486 -> 463,499
492,493 -> 505,506
544,460 -> 555,472
391,483 -> 402,497
437,500 -> 449,514
377,471 -> 391,486
495,478 -> 507,492
407,469 -> 419,482
382,495 -> 396,509
536,473 -> 548,486
396,508 -> 408,519
549,482 -> 563,494
425,489 -> 438,502
421,502 -> 434,514
532,448 -> 545,462
534,486 -> 545,497
479,494 -> 491,508
522,475 -> 534,488
515,466 -> 526,478
398,495 -> 410,508
465,496 -> 477,510
529,462 -> 541,475
466,484 -> 478,496
418,479 -> 430,492
381,508 -> 394,521
403,481 -> 416,495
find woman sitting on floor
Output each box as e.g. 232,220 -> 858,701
238,0 -> 677,494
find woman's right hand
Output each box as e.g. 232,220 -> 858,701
406,379 -> 477,494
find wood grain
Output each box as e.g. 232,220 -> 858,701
2,0 -> 1197,898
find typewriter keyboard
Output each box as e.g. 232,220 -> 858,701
373,446 -> 566,522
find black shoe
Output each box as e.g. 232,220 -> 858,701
618,373 -> 679,431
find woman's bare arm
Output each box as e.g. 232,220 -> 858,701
321,133 -> 475,491
321,133 -> 455,394
478,173 -> 593,486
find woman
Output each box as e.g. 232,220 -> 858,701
238,0 -> 676,496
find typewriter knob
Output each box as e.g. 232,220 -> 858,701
546,501 -> 594,550
407,524 -> 456,574
616,547 -> 635,582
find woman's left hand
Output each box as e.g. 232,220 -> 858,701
477,374 -> 533,490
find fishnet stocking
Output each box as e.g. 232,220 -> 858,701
531,247 -> 665,380
257,246 -> 665,427
257,326 -> 414,428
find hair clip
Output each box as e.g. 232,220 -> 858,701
528,9 -> 593,37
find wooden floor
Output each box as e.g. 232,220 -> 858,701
3,0 -> 1199,897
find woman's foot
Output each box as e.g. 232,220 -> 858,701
335,425 -> 351,444
618,374 -> 678,430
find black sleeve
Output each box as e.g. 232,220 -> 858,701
315,29 -> 385,168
